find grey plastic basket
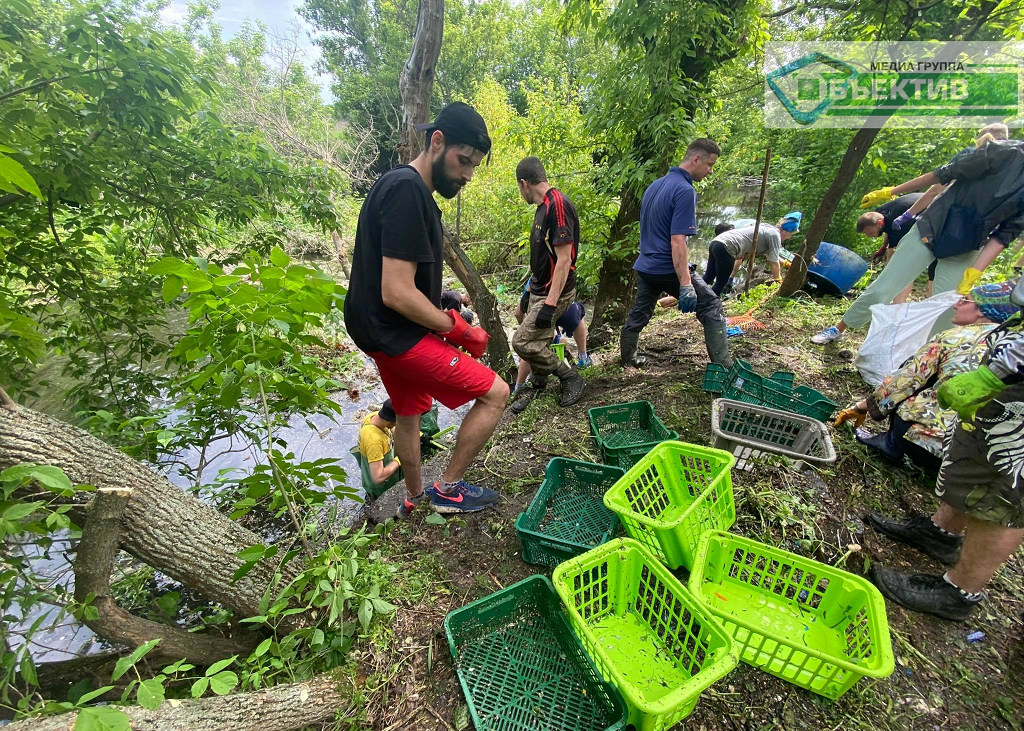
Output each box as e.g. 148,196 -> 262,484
710,399 -> 836,471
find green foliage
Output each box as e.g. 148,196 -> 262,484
0,464 -> 92,709
302,0 -> 605,170
0,0 -> 342,411
239,523 -> 397,690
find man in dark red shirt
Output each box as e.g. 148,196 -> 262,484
510,156 -> 585,414
343,103 -> 509,519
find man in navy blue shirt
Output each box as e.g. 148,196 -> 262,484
620,138 -> 733,368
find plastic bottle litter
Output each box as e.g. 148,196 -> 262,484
966,631 -> 986,643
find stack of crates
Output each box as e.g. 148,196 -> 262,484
445,397 -> 895,731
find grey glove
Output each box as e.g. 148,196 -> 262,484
677,284 -> 697,313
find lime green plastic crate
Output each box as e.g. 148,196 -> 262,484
603,441 -> 736,570
588,401 -> 678,471
688,531 -> 895,699
515,459 -> 624,567
445,575 -> 626,731
552,539 -> 738,731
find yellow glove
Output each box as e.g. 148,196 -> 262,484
833,407 -> 867,429
956,267 -> 983,295
859,186 -> 895,209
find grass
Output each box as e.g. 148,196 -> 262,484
351,283 -> 1023,731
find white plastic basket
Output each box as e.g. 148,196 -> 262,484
710,399 -> 836,471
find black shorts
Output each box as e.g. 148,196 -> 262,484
557,302 -> 585,334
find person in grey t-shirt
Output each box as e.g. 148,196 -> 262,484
703,212 -> 801,295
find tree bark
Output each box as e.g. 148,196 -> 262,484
590,187 -> 642,332
443,228 -> 515,379
397,0 -> 444,165
0,404 -> 303,626
778,126 -> 881,297
5,672 -> 351,731
74,487 -> 258,665
330,230 -> 351,279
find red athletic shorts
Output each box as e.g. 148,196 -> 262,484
370,334 -> 497,416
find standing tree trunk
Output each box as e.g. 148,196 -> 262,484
397,0 -> 514,378
397,0 -> 444,165
777,126 -> 880,297
590,188 -> 642,332
330,230 -> 351,279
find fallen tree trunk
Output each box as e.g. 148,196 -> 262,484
5,672 -> 351,731
0,401 -> 303,625
75,487 -> 258,664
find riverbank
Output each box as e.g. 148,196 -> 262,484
352,290 -> 1024,731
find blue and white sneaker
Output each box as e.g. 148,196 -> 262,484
811,326 -> 845,345
428,479 -> 499,514
577,353 -> 593,369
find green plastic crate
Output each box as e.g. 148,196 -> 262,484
688,531 -> 895,699
515,459 -> 624,567
588,401 -> 678,471
552,539 -> 738,731
445,575 -> 627,731
603,441 -> 736,570
703,362 -> 795,395
702,359 -> 837,421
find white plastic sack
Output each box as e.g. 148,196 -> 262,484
855,291 -> 961,386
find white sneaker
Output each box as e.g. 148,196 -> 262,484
811,325 -> 844,345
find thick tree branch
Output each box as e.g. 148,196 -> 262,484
74,487 -> 257,665
0,405 -> 306,629
0,67 -> 112,104
0,385 -> 16,410
5,672 -> 353,731
442,227 -> 515,379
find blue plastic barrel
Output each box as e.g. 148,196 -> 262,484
804,242 -> 868,296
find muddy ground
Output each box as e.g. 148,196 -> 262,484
347,291 -> 1024,731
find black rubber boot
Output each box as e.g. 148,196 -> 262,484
704,324 -> 733,368
864,512 -> 962,565
869,564 -> 980,621
620,329 -> 647,367
855,429 -> 903,465
557,366 -> 585,407
510,376 -> 546,414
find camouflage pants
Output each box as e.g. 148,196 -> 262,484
936,383 -> 1024,527
513,288 -> 576,378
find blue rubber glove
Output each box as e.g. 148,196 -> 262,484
677,284 -> 697,313
891,210 -> 917,232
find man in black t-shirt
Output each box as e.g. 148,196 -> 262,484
509,156 -> 585,414
343,102 -> 509,519
859,193 -> 924,258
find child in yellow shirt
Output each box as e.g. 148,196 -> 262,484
358,399 -> 401,486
